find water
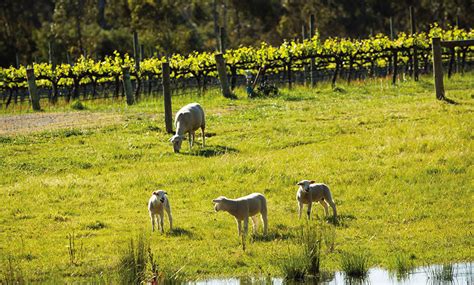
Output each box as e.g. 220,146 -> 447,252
189,262 -> 473,285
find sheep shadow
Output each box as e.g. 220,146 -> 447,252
166,227 -> 194,238
250,226 -> 294,243
332,214 -> 356,228
187,145 -> 239,157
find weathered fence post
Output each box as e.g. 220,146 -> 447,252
122,66 -> 134,105
392,51 -> 398,85
309,14 -> 316,87
287,61 -> 292,89
219,27 -> 226,53
410,6 -> 419,81
432,37 -> 445,100
26,67 -> 41,111
302,24 -> 308,86
162,61 -> 173,133
215,53 -> 234,98
133,31 -> 140,71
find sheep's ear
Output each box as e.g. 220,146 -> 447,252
310,180 -> 315,184
212,197 -> 224,203
297,181 -> 303,186
164,191 -> 168,195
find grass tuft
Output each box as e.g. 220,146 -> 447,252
341,251 -> 370,279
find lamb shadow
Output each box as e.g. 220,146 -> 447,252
251,230 -> 294,242
187,145 -> 239,157
332,214 -> 357,228
441,97 -> 459,105
166,227 -> 194,238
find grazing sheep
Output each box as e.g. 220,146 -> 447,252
169,103 -> 205,153
213,193 -> 268,249
296,180 -> 337,221
148,190 -> 173,233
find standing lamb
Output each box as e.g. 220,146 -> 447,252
296,180 -> 337,221
212,193 -> 268,250
148,190 -> 173,233
169,103 -> 205,153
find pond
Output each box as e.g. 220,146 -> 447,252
189,262 -> 472,285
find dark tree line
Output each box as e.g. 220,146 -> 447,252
0,0 -> 472,67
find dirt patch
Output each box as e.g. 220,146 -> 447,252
0,111 -> 123,135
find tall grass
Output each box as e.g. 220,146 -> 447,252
389,253 -> 415,280
340,251 -> 370,279
280,222 -> 325,281
117,233 -> 149,284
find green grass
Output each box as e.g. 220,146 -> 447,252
0,74 -> 473,281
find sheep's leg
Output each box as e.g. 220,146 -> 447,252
327,199 -> 338,220
261,213 -> 268,235
243,217 -> 249,251
159,214 -> 164,233
236,219 -> 242,236
150,213 -> 155,232
319,200 -> 329,217
165,206 -> 173,231
307,202 -> 313,220
188,132 -> 193,150
201,126 -> 205,147
251,216 -> 258,234
298,201 -> 303,219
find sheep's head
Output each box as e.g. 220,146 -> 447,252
212,196 -> 227,212
297,180 -> 315,192
169,135 -> 184,153
153,190 -> 168,203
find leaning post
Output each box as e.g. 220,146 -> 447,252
309,14 -> 316,87
215,53 -> 234,98
162,61 -> 173,134
122,66 -> 135,105
410,6 -> 419,81
432,37 -> 445,100
26,67 -> 41,111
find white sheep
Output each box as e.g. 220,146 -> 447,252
148,190 -> 173,233
296,180 -> 337,221
169,103 -> 205,153
213,193 -> 268,250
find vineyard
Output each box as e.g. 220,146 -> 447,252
0,24 -> 473,108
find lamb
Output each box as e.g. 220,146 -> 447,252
213,193 -> 268,250
296,180 -> 337,221
169,103 -> 205,153
148,190 -> 173,233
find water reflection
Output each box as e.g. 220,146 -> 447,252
189,262 -> 472,285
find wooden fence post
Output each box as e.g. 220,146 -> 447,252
392,51 -> 398,85
215,53 -> 234,98
432,37 -> 445,100
122,66 -> 134,105
302,24 -> 308,86
26,67 -> 41,111
219,27 -> 226,53
309,14 -> 316,87
410,6 -> 419,81
133,31 -> 140,71
162,61 -> 173,133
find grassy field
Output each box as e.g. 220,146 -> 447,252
0,74 -> 473,282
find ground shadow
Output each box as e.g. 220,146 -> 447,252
166,227 -> 194,238
251,229 -> 294,242
441,97 -> 459,105
186,145 -> 239,157
332,214 -> 357,228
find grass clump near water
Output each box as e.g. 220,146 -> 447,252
340,251 -> 370,279
389,253 -> 416,280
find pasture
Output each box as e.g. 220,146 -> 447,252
0,74 -> 472,282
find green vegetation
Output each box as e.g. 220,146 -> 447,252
340,251 -> 371,279
0,74 -> 473,282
